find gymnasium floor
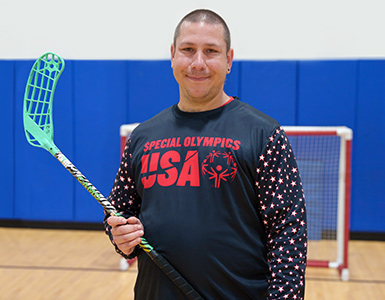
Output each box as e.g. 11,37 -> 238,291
0,227 -> 384,300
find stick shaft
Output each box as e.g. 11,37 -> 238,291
53,150 -> 203,300
54,151 -> 117,214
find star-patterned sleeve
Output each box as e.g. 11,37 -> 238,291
103,137 -> 142,259
256,127 -> 307,300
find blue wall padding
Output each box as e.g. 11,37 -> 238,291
1,59 -> 384,232
352,60 -> 385,232
0,61 -> 15,218
297,60 -> 357,128
240,61 -> 298,125
72,61 -> 128,222
127,61 -> 179,123
224,61 -> 240,97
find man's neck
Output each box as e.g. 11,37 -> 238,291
177,92 -> 230,112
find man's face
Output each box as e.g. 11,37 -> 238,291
171,21 -> 233,105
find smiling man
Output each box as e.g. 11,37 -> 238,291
171,16 -> 233,112
104,9 -> 307,300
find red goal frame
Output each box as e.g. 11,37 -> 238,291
284,126 -> 352,281
119,124 -> 352,280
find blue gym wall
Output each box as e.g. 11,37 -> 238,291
1,59 -> 384,234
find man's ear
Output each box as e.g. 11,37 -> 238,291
227,48 -> 234,74
170,43 -> 175,68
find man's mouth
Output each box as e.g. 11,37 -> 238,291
186,75 -> 210,81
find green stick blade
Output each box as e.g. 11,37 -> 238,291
23,52 -> 65,154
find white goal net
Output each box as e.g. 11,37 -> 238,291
284,126 -> 352,281
120,124 -> 353,280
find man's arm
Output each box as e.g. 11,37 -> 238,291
256,127 -> 307,300
104,138 -> 143,259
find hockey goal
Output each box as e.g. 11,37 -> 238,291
283,126 -> 352,281
119,124 -> 352,280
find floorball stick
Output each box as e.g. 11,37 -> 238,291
23,52 -> 203,300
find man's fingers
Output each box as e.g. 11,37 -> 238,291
126,217 -> 144,231
107,216 -> 144,237
113,228 -> 144,254
126,216 -> 142,225
107,215 -> 128,227
115,237 -> 143,255
114,230 -> 143,245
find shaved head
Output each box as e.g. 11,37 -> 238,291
173,9 -> 231,52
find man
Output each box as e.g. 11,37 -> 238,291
105,9 -> 307,300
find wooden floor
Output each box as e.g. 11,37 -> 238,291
0,228 -> 384,300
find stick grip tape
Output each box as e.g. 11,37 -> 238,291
147,249 -> 203,300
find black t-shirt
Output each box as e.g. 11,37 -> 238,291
106,97 -> 307,300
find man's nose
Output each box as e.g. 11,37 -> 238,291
191,51 -> 206,70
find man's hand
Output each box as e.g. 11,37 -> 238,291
107,216 -> 144,256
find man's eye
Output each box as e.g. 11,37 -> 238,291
182,48 -> 194,52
